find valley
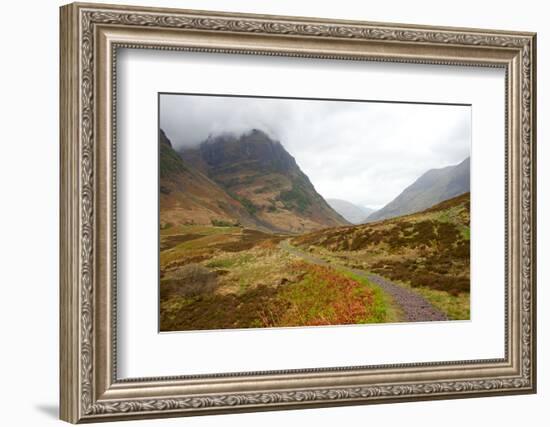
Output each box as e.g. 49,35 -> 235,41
159,128 -> 470,331
160,193 -> 470,331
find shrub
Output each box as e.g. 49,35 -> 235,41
160,285 -> 286,331
211,218 -> 238,227
278,185 -> 311,213
238,196 -> 257,215
161,263 -> 218,298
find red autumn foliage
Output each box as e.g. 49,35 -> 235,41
275,261 -> 376,326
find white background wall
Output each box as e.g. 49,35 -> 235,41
0,0 -> 545,425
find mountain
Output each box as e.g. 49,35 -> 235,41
179,129 -> 349,233
326,199 -> 374,225
159,129 -> 270,230
366,157 -> 470,222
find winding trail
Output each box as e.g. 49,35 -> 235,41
279,240 -> 447,323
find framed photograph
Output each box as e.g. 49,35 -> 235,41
60,2 -> 537,423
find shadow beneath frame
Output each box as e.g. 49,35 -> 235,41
35,404 -> 58,419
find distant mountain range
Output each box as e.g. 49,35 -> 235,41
326,199 -> 374,225
161,129 -> 349,233
366,157 -> 470,222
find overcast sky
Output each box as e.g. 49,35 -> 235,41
160,94 -> 470,208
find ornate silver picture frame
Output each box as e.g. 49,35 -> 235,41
60,2 -> 536,423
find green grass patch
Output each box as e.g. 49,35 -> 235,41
159,140 -> 188,179
459,225 -> 470,240
205,253 -> 254,269
160,224 -> 240,237
339,270 -> 398,323
412,287 -> 470,320
238,196 -> 258,215
278,184 -> 311,213
160,233 -> 237,266
274,262 -> 390,326
211,218 -> 241,227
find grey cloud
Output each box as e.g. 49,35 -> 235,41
160,94 -> 471,208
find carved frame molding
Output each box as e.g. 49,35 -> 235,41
60,2 -> 536,423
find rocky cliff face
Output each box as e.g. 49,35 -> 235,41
179,129 -> 349,233
198,130 -> 297,175
159,129 -> 269,230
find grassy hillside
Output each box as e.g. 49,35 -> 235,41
179,129 -> 349,233
159,224 -> 393,331
159,130 -> 273,231
368,157 -> 470,222
293,193 -> 470,319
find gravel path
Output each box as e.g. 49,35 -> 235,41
279,240 -> 447,323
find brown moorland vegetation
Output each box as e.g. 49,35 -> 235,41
159,193 -> 470,331
292,193 -> 470,319
159,225 -> 390,331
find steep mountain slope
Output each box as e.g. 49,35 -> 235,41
367,157 -> 470,222
326,198 -> 374,224
179,129 -> 349,233
159,130 -> 268,230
